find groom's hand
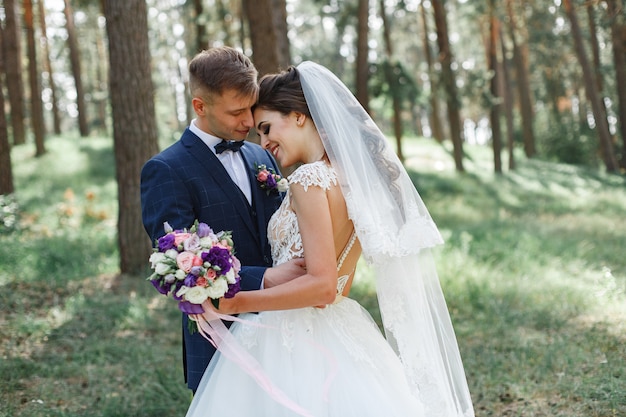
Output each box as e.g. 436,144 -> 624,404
262,258 -> 306,289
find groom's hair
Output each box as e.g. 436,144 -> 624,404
188,46 -> 258,103
254,66 -> 311,118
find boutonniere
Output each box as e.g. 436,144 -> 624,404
255,164 -> 289,194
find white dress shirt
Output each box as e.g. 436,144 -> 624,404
189,120 -> 252,205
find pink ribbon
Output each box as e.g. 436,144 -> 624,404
190,306 -> 315,417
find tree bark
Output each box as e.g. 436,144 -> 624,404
0,25 -> 15,195
587,2 -> 612,162
355,0 -> 370,113
500,28 -> 516,171
605,0 -> 626,169
564,0 -> 618,172
103,0 -> 160,275
23,0 -> 46,157
64,0 -> 89,136
488,1 -> 502,174
37,0 -> 61,135
379,0 -> 404,163
2,0 -> 26,145
420,2 -> 444,143
506,0 -> 535,157
432,0 -> 464,171
243,0 -> 290,76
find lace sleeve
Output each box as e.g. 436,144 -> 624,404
287,161 -> 338,191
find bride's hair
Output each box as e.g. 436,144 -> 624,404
254,66 -> 311,118
254,66 -> 404,215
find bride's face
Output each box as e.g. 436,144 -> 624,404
254,108 -> 312,167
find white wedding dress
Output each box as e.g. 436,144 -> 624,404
186,162 -> 426,417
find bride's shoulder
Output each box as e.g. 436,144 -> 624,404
288,161 -> 337,191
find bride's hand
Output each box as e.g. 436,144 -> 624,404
262,257 -> 307,288
200,297 -> 238,316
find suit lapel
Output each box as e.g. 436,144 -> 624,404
240,147 -> 270,251
182,131 -> 258,241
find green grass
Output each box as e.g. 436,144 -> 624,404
1,135 -> 625,416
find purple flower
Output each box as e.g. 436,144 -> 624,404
178,301 -> 205,314
196,222 -> 213,238
266,174 -> 277,189
172,280 -> 185,300
157,234 -> 176,252
184,273 -> 197,287
202,246 -> 232,274
224,276 -> 241,298
150,278 -> 171,295
190,266 -> 204,276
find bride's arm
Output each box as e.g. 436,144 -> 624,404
217,183 -> 338,314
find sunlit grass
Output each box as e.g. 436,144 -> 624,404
1,135 -> 625,416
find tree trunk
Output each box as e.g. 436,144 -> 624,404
243,0 -> 290,77
564,0 -> 618,172
243,0 -> 293,174
379,0 -> 404,163
37,0 -> 61,135
420,2 -> 444,143
217,0 -> 231,46
94,26 -> 108,135
587,2 -> 612,162
488,1 -> 502,174
64,0 -> 89,136
355,0 -> 370,113
506,0 -> 535,157
103,0 -> 160,276
2,0 -> 26,145
432,0 -> 464,171
23,0 -> 46,157
0,26 -> 15,196
606,0 -> 626,169
500,28 -> 516,171
193,0 -> 207,52
586,4 -> 604,92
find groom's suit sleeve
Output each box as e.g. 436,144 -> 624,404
141,155 -> 197,243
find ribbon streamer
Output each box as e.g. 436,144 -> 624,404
191,305 -> 315,417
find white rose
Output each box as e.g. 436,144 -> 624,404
165,249 -> 179,259
155,262 -> 173,275
184,286 -> 210,304
224,268 -> 236,284
149,252 -> 166,268
206,278 -> 228,299
199,236 -> 217,248
277,178 -> 289,192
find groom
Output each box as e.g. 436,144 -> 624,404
140,47 -> 303,393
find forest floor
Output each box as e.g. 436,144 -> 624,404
1,135 -> 625,416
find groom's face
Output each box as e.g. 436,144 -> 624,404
194,89 -> 256,140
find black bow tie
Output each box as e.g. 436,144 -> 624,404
214,140 -> 244,154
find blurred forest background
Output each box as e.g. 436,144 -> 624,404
1,0 -> 625,416
1,0 -> 625,273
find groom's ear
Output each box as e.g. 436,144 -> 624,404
192,97 -> 205,116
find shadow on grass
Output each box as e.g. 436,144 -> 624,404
0,277 -> 189,417
450,277 -> 626,416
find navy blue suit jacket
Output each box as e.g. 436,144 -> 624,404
140,128 -> 283,390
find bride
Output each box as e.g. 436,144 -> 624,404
185,61 -> 475,417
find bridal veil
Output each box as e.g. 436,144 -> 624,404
298,61 -> 475,417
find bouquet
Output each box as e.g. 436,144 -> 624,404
147,220 -> 241,318
256,163 -> 289,194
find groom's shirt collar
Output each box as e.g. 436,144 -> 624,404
190,119 -> 222,155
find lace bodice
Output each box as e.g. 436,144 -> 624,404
268,161 -> 352,296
